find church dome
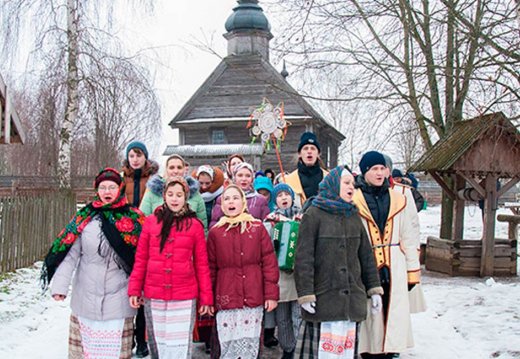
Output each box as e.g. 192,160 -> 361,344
225,0 -> 271,33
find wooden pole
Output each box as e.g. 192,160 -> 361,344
452,174 -> 466,241
480,174 -> 498,277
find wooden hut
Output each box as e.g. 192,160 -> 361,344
165,0 -> 344,171
0,73 -> 25,144
410,112 -> 520,277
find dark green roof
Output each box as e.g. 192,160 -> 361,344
225,0 -> 271,32
410,112 -> 520,174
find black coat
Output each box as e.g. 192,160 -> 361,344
294,206 -> 383,323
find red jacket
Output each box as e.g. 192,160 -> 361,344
128,214 -> 213,305
207,221 -> 279,311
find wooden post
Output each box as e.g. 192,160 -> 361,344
452,174 -> 466,240
480,174 -> 498,277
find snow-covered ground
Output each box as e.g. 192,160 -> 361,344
0,205 -> 519,358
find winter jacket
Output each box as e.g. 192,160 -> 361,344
128,214 -> 213,305
139,175 -> 208,231
294,206 -> 383,323
353,185 -> 422,354
209,192 -> 270,228
207,222 -> 279,311
122,160 -> 159,207
51,217 -> 136,321
283,165 -> 328,208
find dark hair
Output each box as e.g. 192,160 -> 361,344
155,180 -> 196,252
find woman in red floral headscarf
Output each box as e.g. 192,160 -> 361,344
42,168 -> 145,359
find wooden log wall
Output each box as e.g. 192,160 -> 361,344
0,190 -> 76,273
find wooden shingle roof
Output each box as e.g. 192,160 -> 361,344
169,54 -> 344,140
0,73 -> 25,144
410,112 -> 520,176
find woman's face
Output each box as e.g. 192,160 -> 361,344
339,173 -> 355,203
222,187 -> 244,217
128,149 -> 146,170
299,144 -> 319,166
234,168 -> 253,190
164,183 -> 186,212
97,180 -> 120,205
198,173 -> 212,192
229,157 -> 244,175
166,158 -> 185,178
276,191 -> 292,210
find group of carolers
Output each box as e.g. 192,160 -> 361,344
42,131 -> 426,359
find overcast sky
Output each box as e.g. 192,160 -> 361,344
118,0 -> 280,157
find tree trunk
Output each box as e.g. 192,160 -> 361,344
58,0 -> 79,189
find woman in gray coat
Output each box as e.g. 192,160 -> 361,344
41,168 -> 144,359
294,166 -> 383,359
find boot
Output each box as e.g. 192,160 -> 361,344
281,349 -> 295,359
136,342 -> 149,358
263,327 -> 279,348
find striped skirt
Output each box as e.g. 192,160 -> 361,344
295,321 -> 357,359
68,314 -> 133,359
144,298 -> 196,359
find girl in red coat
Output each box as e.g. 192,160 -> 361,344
207,184 -> 280,359
128,176 -> 213,358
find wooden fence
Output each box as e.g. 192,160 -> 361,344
0,190 -> 76,273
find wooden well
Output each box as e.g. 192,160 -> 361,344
425,237 -> 517,276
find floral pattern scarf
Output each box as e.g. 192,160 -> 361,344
311,166 -> 358,217
41,171 -> 145,289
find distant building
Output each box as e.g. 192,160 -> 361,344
165,0 -> 344,172
0,73 -> 25,144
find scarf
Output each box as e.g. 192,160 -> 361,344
312,166 -> 358,217
215,185 -> 258,234
41,181 -> 144,289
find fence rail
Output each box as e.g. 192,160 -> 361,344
0,190 -> 76,273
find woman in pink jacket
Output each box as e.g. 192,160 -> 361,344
128,176 -> 213,358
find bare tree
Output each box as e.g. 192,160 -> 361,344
0,0 -> 160,187
268,0 -> 520,236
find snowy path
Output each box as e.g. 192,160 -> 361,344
0,205 -> 519,358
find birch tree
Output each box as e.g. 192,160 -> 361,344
0,0 -> 160,187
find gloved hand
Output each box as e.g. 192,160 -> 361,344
371,294 -> 383,315
301,301 -> 316,314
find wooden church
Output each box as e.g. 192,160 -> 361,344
0,72 -> 25,145
165,0 -> 344,172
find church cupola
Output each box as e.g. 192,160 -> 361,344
224,0 -> 273,60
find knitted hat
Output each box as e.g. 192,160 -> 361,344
94,168 -> 122,189
196,165 -> 214,181
254,176 -> 274,194
272,183 -> 295,201
359,151 -> 386,175
126,141 -> 148,160
297,132 -> 321,153
392,169 -> 404,178
383,154 -> 393,171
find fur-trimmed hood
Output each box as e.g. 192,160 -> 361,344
146,174 -> 200,199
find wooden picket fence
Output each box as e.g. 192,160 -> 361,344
0,190 -> 76,273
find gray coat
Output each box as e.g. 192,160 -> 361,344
294,206 -> 383,323
51,216 -> 136,321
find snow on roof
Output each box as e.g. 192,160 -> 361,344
163,143 -> 264,157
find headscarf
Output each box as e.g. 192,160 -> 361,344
232,162 -> 256,196
311,166 -> 358,217
41,168 -> 145,289
215,185 -> 258,233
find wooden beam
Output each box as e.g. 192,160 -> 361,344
429,171 -> 456,199
4,90 -> 10,144
481,174 -> 498,277
452,174 -> 466,240
460,173 -> 485,198
498,177 -> 520,198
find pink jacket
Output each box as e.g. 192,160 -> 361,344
128,214 -> 213,305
